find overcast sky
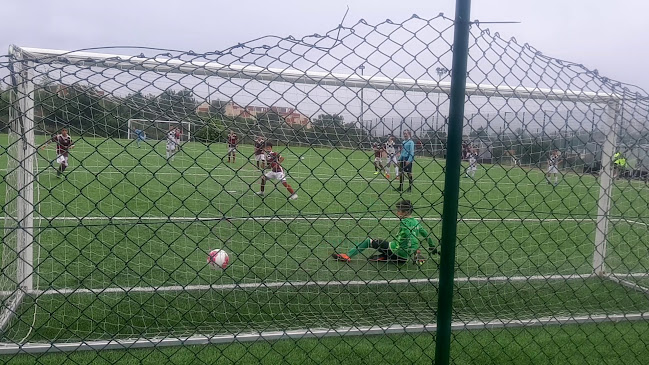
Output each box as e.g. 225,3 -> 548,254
1,0 -> 648,91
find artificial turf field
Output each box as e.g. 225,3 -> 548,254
2,135 -> 649,364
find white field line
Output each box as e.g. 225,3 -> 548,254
3,273 -> 595,297
610,272 -> 649,280
33,166 -> 441,184
9,216 -> 599,223
24,164 -> 598,187
613,218 -> 649,227
1,310 -> 647,354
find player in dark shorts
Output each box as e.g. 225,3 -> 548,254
254,136 -> 266,169
41,128 -> 75,177
227,131 -> 238,164
397,130 -> 415,192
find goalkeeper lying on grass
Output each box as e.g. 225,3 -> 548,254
332,200 -> 439,265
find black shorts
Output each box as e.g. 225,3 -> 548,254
399,160 -> 413,173
370,239 -> 402,261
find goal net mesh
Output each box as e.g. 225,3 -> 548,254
1,14 -> 648,353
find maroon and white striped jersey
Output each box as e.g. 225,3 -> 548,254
266,151 -> 283,172
52,134 -> 73,157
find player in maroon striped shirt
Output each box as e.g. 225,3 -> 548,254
227,131 -> 238,163
256,142 -> 297,200
41,128 -> 75,177
253,136 -> 266,169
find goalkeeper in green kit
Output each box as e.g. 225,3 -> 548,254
331,200 -> 438,264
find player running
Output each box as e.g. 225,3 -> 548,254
134,128 -> 146,148
465,149 -> 478,179
331,200 -> 438,264
256,141 -> 298,200
254,136 -> 266,169
396,130 -> 415,192
372,142 -> 386,176
384,136 -> 399,179
227,130 -> 238,164
546,149 -> 561,186
41,128 -> 75,178
166,126 -> 177,161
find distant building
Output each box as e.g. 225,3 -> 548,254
196,102 -> 210,115
223,101 -> 311,128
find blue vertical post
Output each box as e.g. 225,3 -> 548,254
435,1 -> 472,364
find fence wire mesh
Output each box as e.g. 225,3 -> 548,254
1,13 -> 649,365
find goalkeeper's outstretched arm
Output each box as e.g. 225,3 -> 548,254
419,226 -> 439,254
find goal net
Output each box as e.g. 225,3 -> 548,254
1,14 -> 648,354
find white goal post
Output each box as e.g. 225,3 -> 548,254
2,45 -> 629,353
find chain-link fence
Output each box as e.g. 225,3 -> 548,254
1,9 -> 649,365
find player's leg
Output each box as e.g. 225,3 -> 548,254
58,156 -> 69,177
55,155 -> 66,177
405,163 -> 413,192
283,181 -> 297,200
279,174 -> 297,199
367,239 -> 392,261
257,174 -> 267,195
394,157 -> 399,177
397,161 -> 404,191
374,158 -> 380,174
384,160 -> 390,178
337,238 -> 376,259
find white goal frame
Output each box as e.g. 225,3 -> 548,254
2,45 -> 634,353
127,119 -> 193,142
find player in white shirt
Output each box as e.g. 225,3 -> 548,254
465,149 -> 478,179
166,126 -> 177,161
384,136 -> 399,179
546,149 -> 561,186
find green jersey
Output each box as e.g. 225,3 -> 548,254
389,217 -> 435,259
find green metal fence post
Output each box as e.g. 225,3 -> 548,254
435,1 -> 472,364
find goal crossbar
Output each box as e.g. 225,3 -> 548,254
11,46 -> 620,104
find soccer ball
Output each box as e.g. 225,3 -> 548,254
207,249 -> 229,270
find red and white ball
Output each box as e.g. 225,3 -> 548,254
207,249 -> 229,270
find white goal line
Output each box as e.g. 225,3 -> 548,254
0,311 -> 645,354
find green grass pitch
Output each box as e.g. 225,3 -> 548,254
2,135 -> 649,364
